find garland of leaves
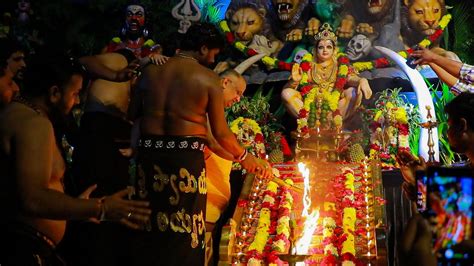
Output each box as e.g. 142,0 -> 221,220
217,14 -> 451,72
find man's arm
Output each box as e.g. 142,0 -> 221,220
206,120 -> 234,161
79,54 -> 138,82
412,47 -> 463,79
427,63 -> 458,87
15,116 -> 101,220
206,75 -> 272,179
15,116 -> 151,225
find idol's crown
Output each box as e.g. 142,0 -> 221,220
314,23 -> 337,43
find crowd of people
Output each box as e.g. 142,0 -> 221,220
0,1 -> 473,265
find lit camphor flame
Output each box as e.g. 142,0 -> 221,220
295,163 -> 320,265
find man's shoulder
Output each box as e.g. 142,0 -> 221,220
1,104 -> 53,135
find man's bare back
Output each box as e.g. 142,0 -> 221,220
86,52 -> 133,115
139,56 -> 222,138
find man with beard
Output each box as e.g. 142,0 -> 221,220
0,53 -> 151,266
130,23 -> 271,266
0,39 -> 19,108
104,1 -> 167,64
0,39 -> 23,105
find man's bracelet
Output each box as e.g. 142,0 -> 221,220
235,149 -> 248,162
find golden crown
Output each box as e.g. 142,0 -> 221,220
314,23 -> 337,43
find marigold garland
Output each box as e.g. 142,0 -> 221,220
217,14 -> 451,73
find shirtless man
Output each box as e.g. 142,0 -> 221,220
0,53 -> 151,266
0,39 -> 21,107
64,49 -> 156,266
131,23 -> 271,266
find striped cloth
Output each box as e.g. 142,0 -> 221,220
205,152 -> 232,224
451,63 -> 474,95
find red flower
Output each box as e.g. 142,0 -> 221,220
335,77 -> 347,91
374,57 -> 390,68
429,29 -> 444,42
237,199 -> 248,207
225,32 -> 235,44
255,133 -> 264,142
280,136 -> 292,156
301,126 -> 309,134
247,49 -> 258,56
301,62 -> 311,71
321,254 -> 337,265
300,85 -> 312,96
278,61 -> 292,71
338,56 -> 350,64
398,123 -> 409,135
299,109 -> 308,118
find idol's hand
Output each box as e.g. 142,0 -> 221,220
291,63 -> 302,83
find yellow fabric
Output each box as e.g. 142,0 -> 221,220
205,153 -> 232,223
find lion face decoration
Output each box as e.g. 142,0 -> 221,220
272,0 -> 300,22
227,7 -> 266,43
405,0 -> 443,36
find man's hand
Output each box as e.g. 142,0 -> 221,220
411,47 -> 440,65
101,189 -> 151,230
149,54 -> 169,65
115,59 -> 140,82
396,150 -> 426,184
240,153 -> 272,179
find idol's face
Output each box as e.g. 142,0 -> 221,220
126,5 -> 145,34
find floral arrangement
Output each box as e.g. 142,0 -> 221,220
217,14 -> 451,73
226,88 -> 291,160
364,88 -> 419,169
230,117 -> 266,159
296,53 -> 348,136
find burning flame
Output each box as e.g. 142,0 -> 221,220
295,163 -> 320,260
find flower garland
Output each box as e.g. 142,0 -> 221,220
247,181 -> 278,263
218,20 -> 293,71
271,184 -> 293,254
218,14 -> 451,73
296,53 -> 348,136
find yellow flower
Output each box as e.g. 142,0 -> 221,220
262,56 -> 277,67
341,234 -> 355,254
353,61 -> 374,72
339,65 -> 349,76
284,179 -> 294,186
302,53 -> 313,62
301,72 -> 309,84
398,51 -> 408,59
267,181 -> 279,193
143,39 -> 155,48
111,37 -> 122,43
386,102 -> 394,109
219,20 -> 230,32
234,42 -> 246,51
328,91 -> 340,111
394,108 -> 408,124
438,14 -> 452,29
419,39 -> 431,48
374,110 -> 383,122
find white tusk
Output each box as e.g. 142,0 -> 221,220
234,53 -> 266,74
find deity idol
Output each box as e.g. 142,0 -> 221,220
281,23 -> 372,134
104,3 -> 159,59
